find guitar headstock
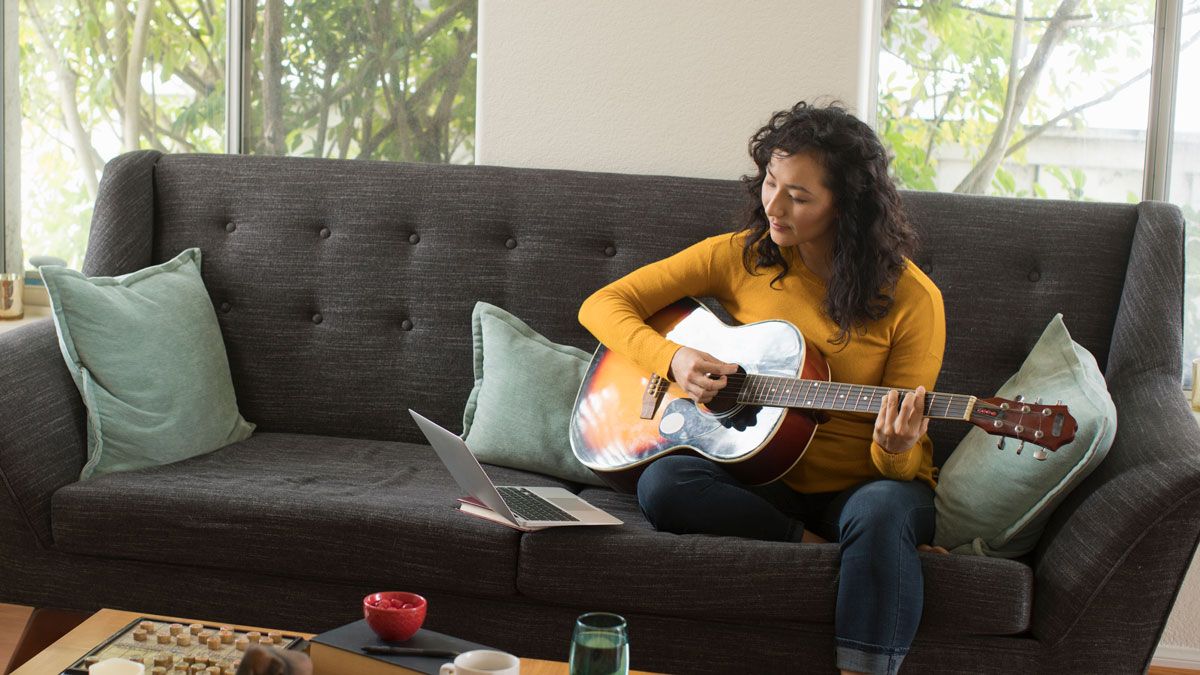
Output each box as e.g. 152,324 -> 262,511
969,395 -> 1077,460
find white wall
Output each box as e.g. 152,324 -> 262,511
476,1 -> 1200,665
476,0 -> 877,180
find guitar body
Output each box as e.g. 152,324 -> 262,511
570,297 -> 831,493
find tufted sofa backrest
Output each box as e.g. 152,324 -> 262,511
83,151 -> 1146,460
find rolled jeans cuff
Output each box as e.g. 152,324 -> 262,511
836,640 -> 907,675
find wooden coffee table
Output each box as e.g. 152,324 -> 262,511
10,608 -> 656,674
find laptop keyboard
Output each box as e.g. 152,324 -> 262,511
498,487 -> 579,522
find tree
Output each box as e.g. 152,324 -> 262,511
17,0 -> 477,267
877,0 -> 1190,196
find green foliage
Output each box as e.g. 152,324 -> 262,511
17,0 -> 477,268
878,0 -> 1155,198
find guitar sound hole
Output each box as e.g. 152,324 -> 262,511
699,365 -> 747,415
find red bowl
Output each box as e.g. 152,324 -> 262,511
363,591 -> 427,642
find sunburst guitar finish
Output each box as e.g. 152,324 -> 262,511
569,298 -> 830,493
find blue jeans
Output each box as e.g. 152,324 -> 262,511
637,455 -> 935,675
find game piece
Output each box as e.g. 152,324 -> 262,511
63,616 -> 304,674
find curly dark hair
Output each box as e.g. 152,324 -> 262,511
736,100 -> 918,348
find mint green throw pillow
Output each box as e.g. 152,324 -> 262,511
41,248 -> 255,480
461,302 -> 605,486
934,314 -> 1116,557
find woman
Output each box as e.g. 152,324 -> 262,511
578,101 -> 947,675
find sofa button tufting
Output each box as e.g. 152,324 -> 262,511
1028,270 -> 1041,282
409,233 -> 420,244
312,313 -> 323,325
319,227 -> 331,239
505,237 -> 518,249
401,319 -> 414,331
604,245 -> 617,257
220,302 -> 231,313
225,222 -> 236,233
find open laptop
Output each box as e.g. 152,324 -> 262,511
409,409 -> 622,529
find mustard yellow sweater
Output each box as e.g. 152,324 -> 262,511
578,231 -> 945,493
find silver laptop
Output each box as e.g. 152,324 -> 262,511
409,409 -> 622,528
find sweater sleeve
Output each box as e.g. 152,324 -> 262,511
578,235 -> 728,381
869,277 -> 947,482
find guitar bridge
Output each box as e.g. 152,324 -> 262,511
641,373 -> 668,419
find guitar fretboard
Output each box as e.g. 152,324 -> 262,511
735,374 -> 974,420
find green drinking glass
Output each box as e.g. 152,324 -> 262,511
569,612 -> 629,675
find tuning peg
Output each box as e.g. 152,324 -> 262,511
997,437 -> 1006,450
1016,440 -> 1025,455
1033,447 -> 1048,461
1014,394 -> 1025,403
1034,397 -> 1042,405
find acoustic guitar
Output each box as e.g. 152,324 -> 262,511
569,297 -> 1077,493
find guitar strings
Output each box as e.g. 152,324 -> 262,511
686,376 -> 972,417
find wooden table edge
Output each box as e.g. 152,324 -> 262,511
10,608 -> 657,675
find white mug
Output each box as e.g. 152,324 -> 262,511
439,649 -> 520,675
88,658 -> 145,675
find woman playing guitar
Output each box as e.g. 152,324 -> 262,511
578,101 -> 948,675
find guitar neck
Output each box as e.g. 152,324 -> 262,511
738,374 -> 975,421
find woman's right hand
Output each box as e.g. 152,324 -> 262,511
669,346 -> 739,404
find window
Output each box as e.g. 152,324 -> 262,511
245,0 -> 476,161
879,0 -> 1199,386
9,0 -> 476,272
19,0 -> 226,269
1175,4 -> 1200,387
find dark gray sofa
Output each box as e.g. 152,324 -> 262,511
1,150 -> 1197,674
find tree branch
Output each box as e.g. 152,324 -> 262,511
24,0 -> 100,198
430,22 -> 477,161
892,2 -> 1090,22
165,0 -> 221,82
123,0 -> 154,152
260,0 -> 286,154
1006,27 -> 1200,158
955,0 -> 1081,193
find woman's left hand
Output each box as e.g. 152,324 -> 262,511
873,386 -> 930,454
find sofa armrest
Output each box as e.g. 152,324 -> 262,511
1031,199 -> 1200,657
1031,379 -> 1200,646
0,320 -> 87,549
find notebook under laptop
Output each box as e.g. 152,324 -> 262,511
409,409 -> 623,529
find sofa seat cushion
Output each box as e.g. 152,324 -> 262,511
51,432 -> 578,597
517,488 -> 1033,636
